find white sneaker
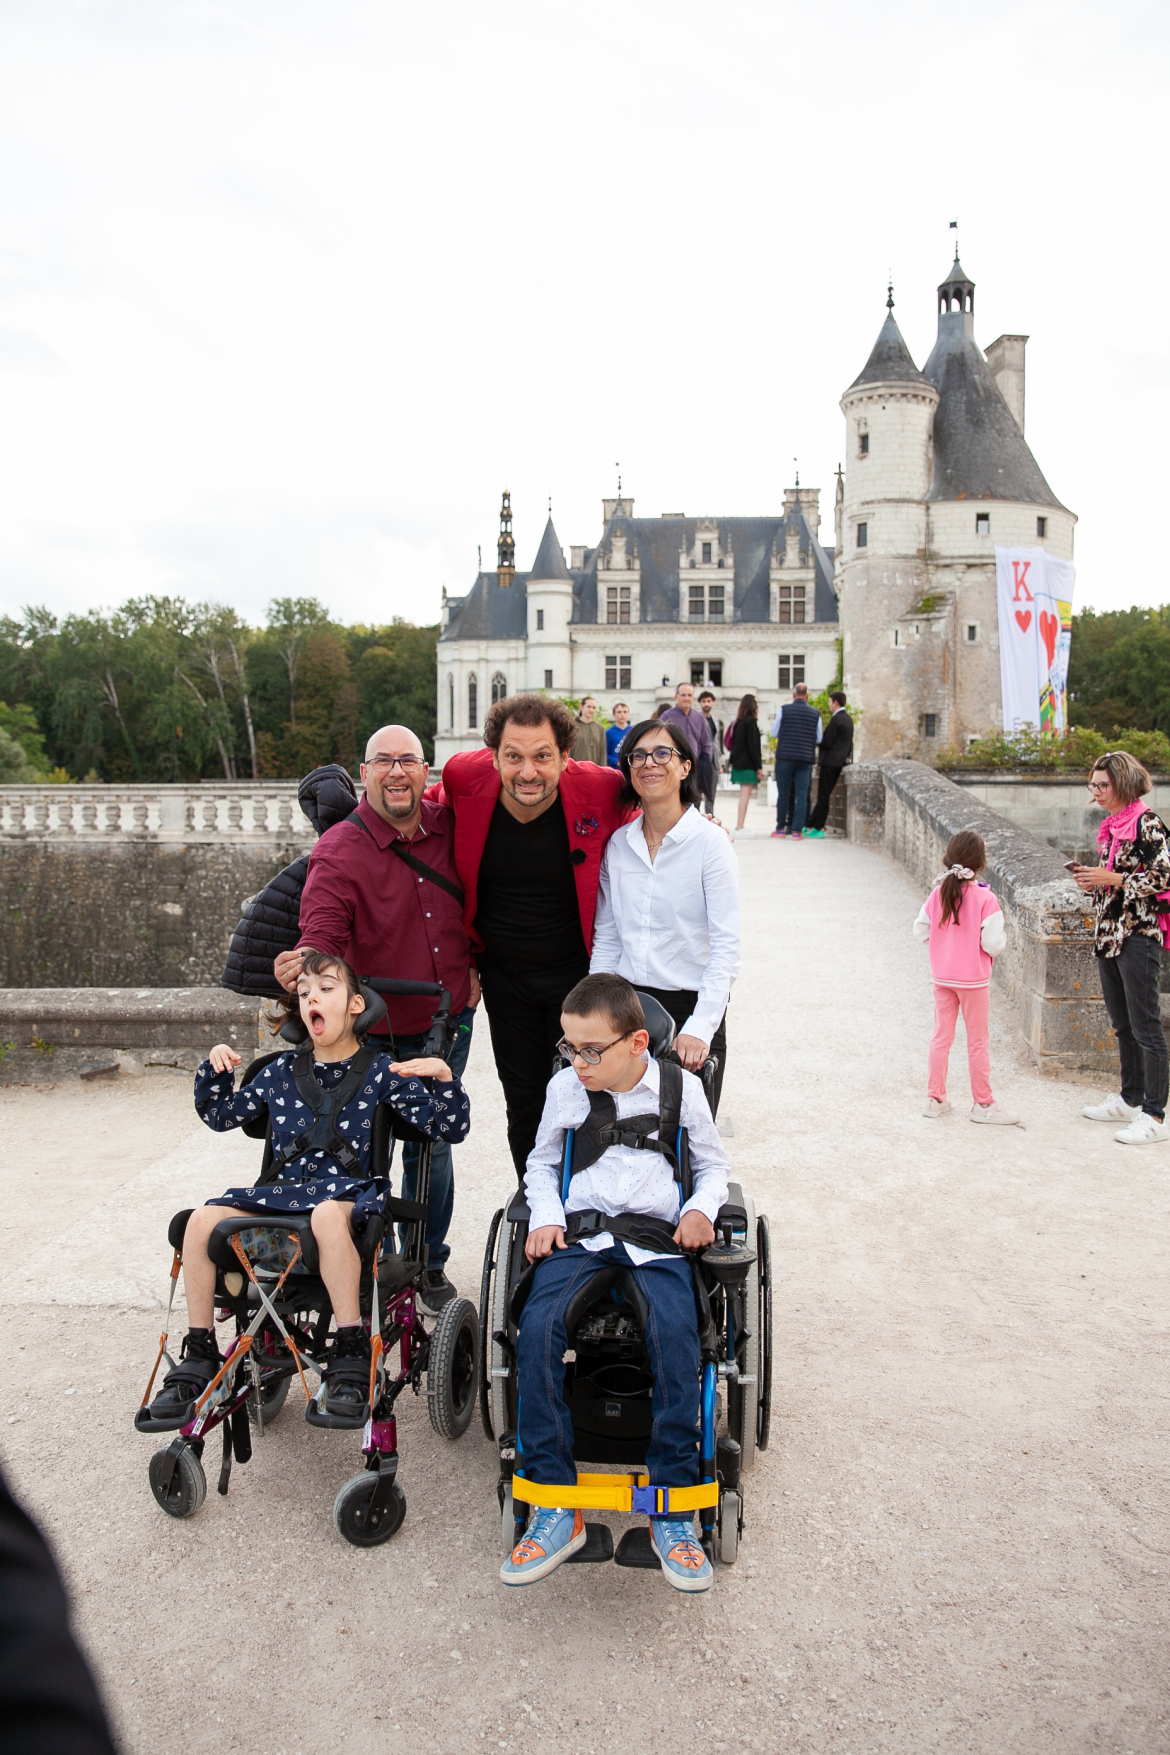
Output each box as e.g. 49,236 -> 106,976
1083,1094 -> 1141,1123
970,1102 -> 1022,1126
922,1098 -> 952,1117
1113,1112 -> 1170,1146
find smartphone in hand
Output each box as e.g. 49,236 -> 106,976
1063,860 -> 1081,871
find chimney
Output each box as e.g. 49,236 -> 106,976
570,545 -> 586,569
985,334 -> 1027,433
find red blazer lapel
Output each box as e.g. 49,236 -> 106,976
559,760 -> 623,954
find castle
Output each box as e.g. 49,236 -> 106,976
434,252 -> 1075,768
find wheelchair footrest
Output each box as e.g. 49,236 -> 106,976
305,1399 -> 369,1431
565,1522 -> 614,1565
613,1527 -> 660,1570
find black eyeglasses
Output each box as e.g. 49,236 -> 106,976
556,1033 -> 628,1065
366,754 -> 424,772
628,745 -> 679,768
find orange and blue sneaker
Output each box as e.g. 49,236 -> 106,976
649,1516 -> 713,1592
500,1506 -> 586,1586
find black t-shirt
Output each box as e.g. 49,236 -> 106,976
475,796 -> 587,970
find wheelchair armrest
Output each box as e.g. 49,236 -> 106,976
505,1193 -> 530,1225
716,1180 -> 748,1230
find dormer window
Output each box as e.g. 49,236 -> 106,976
859,433 -> 869,456
689,583 -> 724,622
606,585 -> 631,624
778,584 -> 806,625
701,541 -> 712,564
976,513 -> 990,536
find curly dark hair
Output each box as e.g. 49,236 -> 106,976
482,691 -> 577,755
269,949 -> 362,1036
617,718 -> 702,810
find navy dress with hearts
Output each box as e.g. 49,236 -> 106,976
194,1051 -> 470,1223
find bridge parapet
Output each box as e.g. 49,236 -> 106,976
845,760 -> 1114,1075
0,783 -> 314,842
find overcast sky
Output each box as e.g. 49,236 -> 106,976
0,0 -> 1163,629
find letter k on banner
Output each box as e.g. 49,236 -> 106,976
996,546 -> 1077,734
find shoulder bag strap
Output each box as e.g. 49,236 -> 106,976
349,809 -> 465,906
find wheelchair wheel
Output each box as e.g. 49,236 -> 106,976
247,1371 -> 292,1428
426,1296 -> 480,1439
728,1192 -> 759,1472
756,1212 -> 773,1452
719,1489 -> 741,1564
333,1472 -> 407,1547
149,1442 -> 207,1520
490,1221 -> 524,1440
479,1207 -> 504,1438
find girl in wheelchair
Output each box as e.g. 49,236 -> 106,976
149,951 -> 469,1427
502,972 -> 729,1594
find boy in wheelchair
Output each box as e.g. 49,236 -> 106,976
502,972 -> 729,1594
148,950 -> 469,1427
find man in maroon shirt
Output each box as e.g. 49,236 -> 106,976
274,724 -> 477,1313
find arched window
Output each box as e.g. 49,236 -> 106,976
491,671 -> 507,704
468,674 -> 478,730
447,673 -> 454,730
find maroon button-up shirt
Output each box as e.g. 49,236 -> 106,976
297,796 -> 472,1038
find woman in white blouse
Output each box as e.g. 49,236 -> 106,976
590,717 -> 741,1112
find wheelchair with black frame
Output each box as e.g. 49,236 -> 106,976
133,976 -> 479,1547
478,992 -> 772,1571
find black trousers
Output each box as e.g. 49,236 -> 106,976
479,954 -> 590,1179
637,984 -> 727,1117
807,763 -> 844,831
1096,933 -> 1170,1119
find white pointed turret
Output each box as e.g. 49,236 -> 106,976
524,518 -> 574,695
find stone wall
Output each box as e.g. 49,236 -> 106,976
0,784 -> 313,987
949,772 -> 1170,863
844,759 -> 1116,1075
0,987 -> 268,1083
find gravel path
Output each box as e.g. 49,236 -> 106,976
1,818 -> 1166,1755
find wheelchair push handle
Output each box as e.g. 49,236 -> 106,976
365,978 -> 444,998
363,977 -> 454,1061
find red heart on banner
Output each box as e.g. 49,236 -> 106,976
1039,610 -> 1058,669
1015,609 -> 1032,633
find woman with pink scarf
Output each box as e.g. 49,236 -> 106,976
1072,750 -> 1170,1146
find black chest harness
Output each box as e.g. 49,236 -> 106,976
260,1044 -> 379,1185
562,1058 -> 691,1255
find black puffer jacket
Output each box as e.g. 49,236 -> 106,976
220,764 -> 359,997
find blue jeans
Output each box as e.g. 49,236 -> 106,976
775,759 -> 812,834
394,1004 -> 475,1270
517,1242 -> 700,1489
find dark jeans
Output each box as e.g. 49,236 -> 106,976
637,983 -> 727,1116
807,762 -> 843,831
775,760 -> 812,835
395,1004 -> 475,1269
479,954 -> 590,1178
517,1242 -> 700,1489
1096,934 -> 1169,1120
699,753 -> 717,817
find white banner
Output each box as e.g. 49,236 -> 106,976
995,546 -> 1076,734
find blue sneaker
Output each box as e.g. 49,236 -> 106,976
649,1516 -> 713,1592
500,1506 -> 586,1585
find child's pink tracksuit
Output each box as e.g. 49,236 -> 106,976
913,882 -> 1006,1104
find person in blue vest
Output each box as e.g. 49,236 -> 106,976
769,682 -> 823,840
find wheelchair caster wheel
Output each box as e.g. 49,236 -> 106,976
248,1373 -> 291,1428
719,1491 -> 741,1564
149,1442 -> 207,1520
333,1472 -> 406,1548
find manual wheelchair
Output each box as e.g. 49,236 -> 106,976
478,993 -> 772,1572
134,977 -> 479,1548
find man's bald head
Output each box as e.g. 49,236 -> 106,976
364,724 -> 424,763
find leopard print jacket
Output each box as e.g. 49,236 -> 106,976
1093,809 -> 1170,956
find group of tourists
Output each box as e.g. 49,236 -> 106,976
150,690 -> 742,1592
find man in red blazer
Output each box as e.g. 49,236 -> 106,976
433,692 -> 628,1177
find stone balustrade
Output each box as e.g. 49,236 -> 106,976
0,783 -> 314,842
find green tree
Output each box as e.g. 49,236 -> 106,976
1068,605 -> 1170,733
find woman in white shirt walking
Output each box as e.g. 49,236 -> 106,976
590,718 -> 740,1112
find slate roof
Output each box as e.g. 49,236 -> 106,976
923,312 -> 1064,507
570,509 -> 837,626
442,570 -> 530,641
850,311 -> 929,388
529,517 -> 571,579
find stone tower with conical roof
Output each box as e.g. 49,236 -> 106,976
837,256 -> 1076,759
524,517 -> 574,694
